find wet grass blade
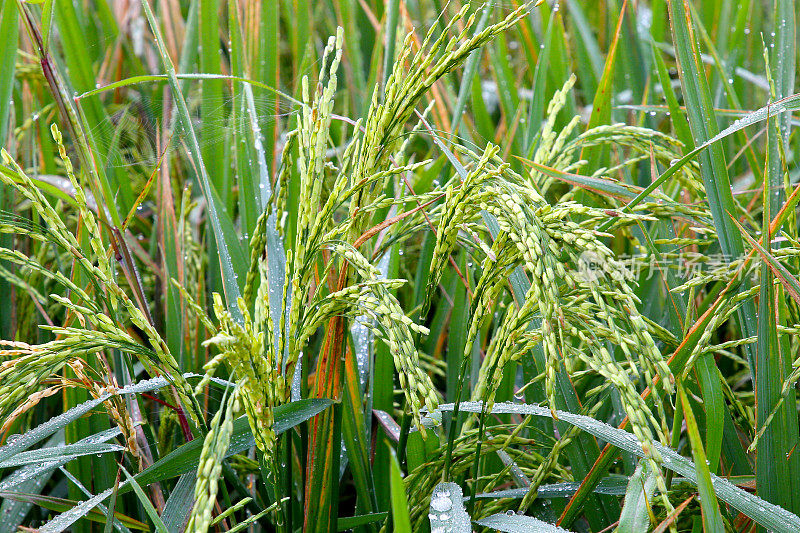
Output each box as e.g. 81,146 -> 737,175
304,325 -> 344,532
341,343 -> 378,524
761,7 -> 800,512
0,492 -> 146,531
678,384 -> 724,532
119,466 -> 168,533
0,443 -> 124,468
140,0 -> 246,322
0,0 -> 18,342
381,0 -> 400,95
651,41 -> 693,149
101,469 -> 120,533
666,0 -> 748,265
337,512 -> 388,531
50,0 -> 131,216
38,487 -> 114,533
160,473 -> 195,533
616,460 -> 656,533
666,25 -> 763,506
0,432 -> 63,533
388,444 -> 412,532
563,0 -> 603,93
732,212 -> 800,515
257,0 -> 280,176
128,399 -> 332,491
581,0 -> 627,170
451,0 -> 494,136
475,513 -> 573,532
694,353 -> 724,473
198,0 -> 226,206
0,377 -> 179,464
440,401 -> 800,532
0,0 -> 16,145
732,217 -> 800,306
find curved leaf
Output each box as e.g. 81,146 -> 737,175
475,513 -> 572,532
433,402 -> 800,533
126,398 -> 333,491
616,460 -> 657,533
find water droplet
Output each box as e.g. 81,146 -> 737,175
431,494 -> 452,512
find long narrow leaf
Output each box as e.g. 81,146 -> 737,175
139,0 -> 245,320
435,402 -> 800,532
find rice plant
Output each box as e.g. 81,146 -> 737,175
1,0 -> 800,532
